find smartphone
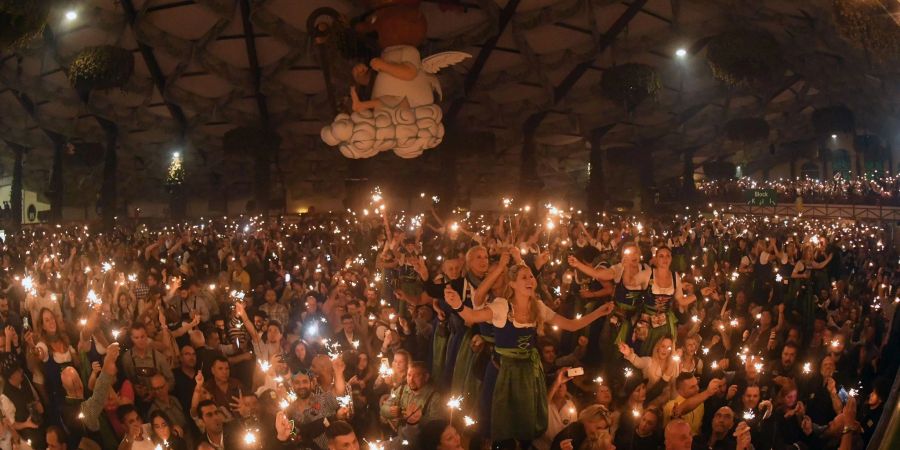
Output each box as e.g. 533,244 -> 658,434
381,357 -> 390,368
566,367 -> 584,378
22,317 -> 29,331
285,273 -> 291,283
838,387 -> 849,404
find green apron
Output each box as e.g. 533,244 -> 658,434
491,347 -> 548,441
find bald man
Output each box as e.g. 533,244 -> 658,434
665,419 -> 693,450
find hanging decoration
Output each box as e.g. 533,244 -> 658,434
833,0 -> 900,59
68,46 -> 135,91
724,118 -> 770,143
0,0 -> 51,49
811,105 -> 855,135
166,152 -> 184,186
706,31 -> 782,86
320,0 -> 470,159
598,63 -> 661,111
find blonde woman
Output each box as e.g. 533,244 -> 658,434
618,336 -> 679,387
445,263 -> 614,446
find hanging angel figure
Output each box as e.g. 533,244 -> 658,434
321,47 -> 469,159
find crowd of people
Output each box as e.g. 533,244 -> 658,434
697,175 -> 900,205
0,196 -> 895,450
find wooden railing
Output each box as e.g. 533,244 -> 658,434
712,202 -> 900,222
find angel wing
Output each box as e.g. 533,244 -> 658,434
422,51 -> 471,74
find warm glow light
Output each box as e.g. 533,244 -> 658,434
65,10 -> 78,21
675,48 -> 687,57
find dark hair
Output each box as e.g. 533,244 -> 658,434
340,314 -> 353,322
130,321 -> 147,334
783,342 -> 799,352
116,404 -> 138,422
325,420 -> 356,441
147,409 -> 171,430
418,419 -> 451,450
211,355 -> 229,367
197,399 -> 218,416
675,372 -> 696,389
266,320 -> 283,334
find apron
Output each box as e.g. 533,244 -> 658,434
610,265 -> 649,345
641,269 -> 677,354
442,276 -> 477,386
451,275 -> 487,409
479,303 -> 547,442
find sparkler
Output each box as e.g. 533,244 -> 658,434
463,416 -> 477,427
743,410 -> 756,421
447,395 -> 463,421
623,367 -> 633,378
86,290 -> 101,309
802,362 -> 811,374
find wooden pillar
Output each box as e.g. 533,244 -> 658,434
638,148 -> 654,212
5,142 -> 26,232
99,119 -> 118,231
587,126 -> 612,213
682,147 -> 696,200
344,159 -> 369,211
254,150 -> 271,215
789,153 -> 798,179
50,137 -> 64,223
519,125 -> 543,205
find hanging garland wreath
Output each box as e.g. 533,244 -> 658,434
223,126 -> 282,155
68,46 -> 135,91
706,31 -> 782,87
833,0 -> 900,59
811,105 -> 855,135
724,118 -> 770,143
599,63 -> 661,111
0,0 -> 51,49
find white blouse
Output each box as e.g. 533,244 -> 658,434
485,298 -> 556,329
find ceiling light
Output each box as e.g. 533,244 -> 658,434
675,48 -> 687,58
173,152 -> 180,158
65,10 -> 78,21
831,134 -> 837,139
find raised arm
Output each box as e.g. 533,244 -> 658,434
444,286 -> 492,324
548,302 -> 615,332
567,255 -> 615,281
234,302 -> 260,344
473,252 -> 510,307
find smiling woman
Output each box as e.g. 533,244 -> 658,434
445,263 -> 614,446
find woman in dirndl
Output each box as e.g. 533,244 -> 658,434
444,263 -> 614,448
640,247 -> 695,354
568,243 -> 651,357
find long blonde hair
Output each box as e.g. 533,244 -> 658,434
503,264 -> 545,335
